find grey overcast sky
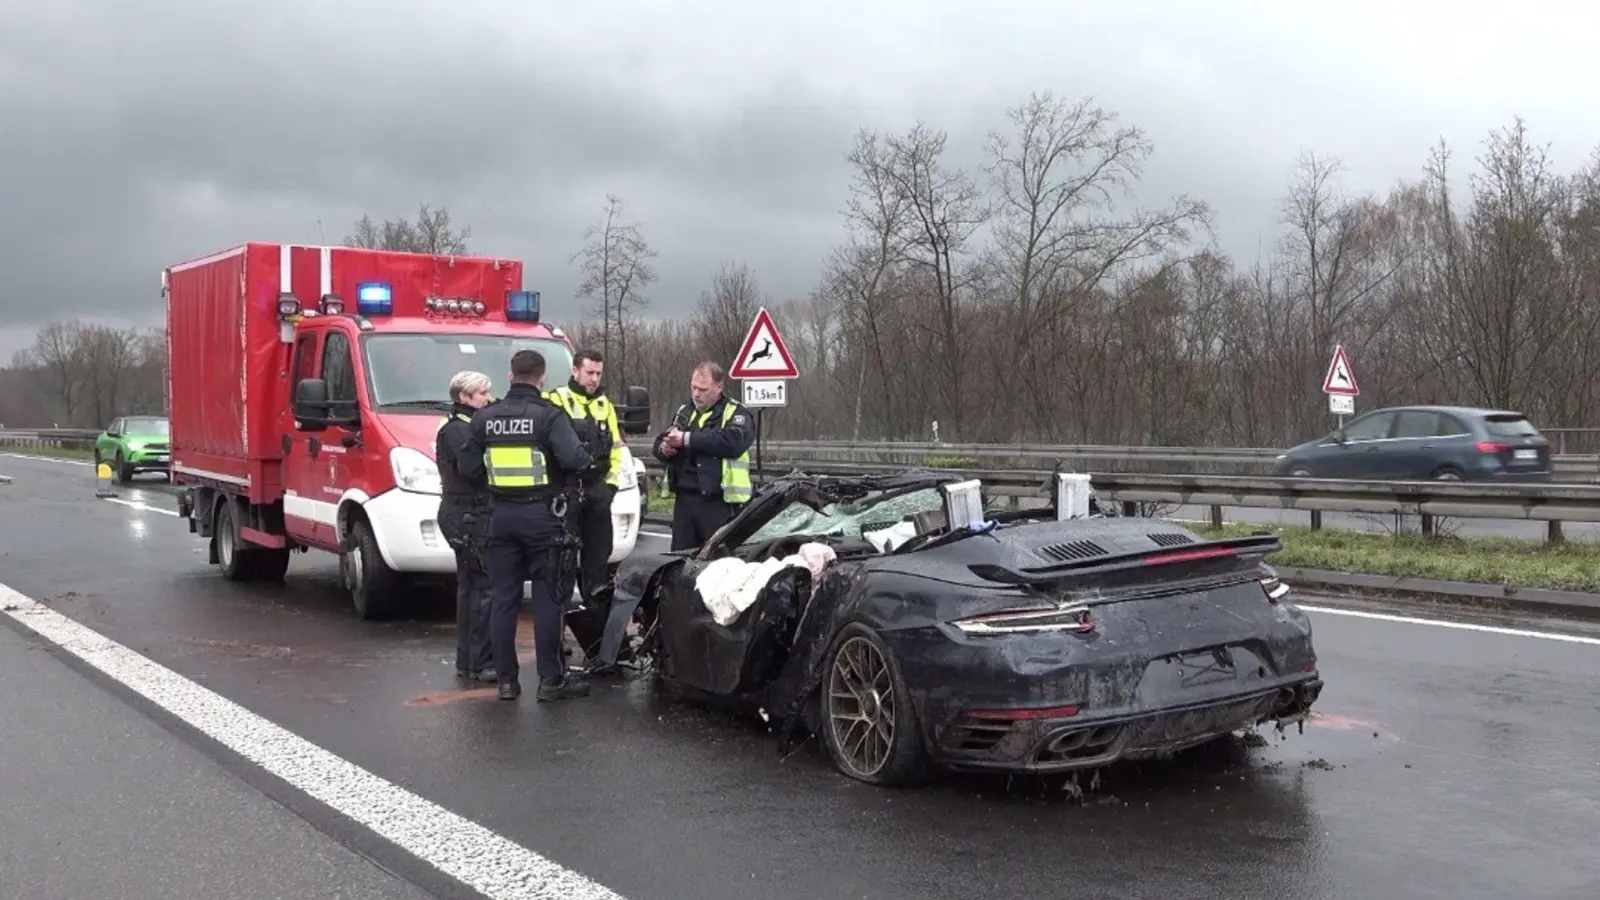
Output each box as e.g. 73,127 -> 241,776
2,0 -> 1597,362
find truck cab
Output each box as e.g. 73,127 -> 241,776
167,242 -> 650,619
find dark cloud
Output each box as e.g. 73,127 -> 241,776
3,0 -> 1599,362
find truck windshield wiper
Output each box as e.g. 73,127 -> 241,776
378,399 -> 453,410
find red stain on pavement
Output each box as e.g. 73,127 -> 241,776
403,613 -> 549,706
1307,711 -> 1399,741
404,688 -> 499,706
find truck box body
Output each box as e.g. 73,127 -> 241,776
165,241 -> 524,502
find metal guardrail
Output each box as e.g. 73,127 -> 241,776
8,429 -> 1593,541
673,439 -> 1600,479
0,429 -> 100,450
635,459 -> 1597,543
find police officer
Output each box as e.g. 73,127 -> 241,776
461,349 -> 594,702
546,349 -> 623,607
652,360 -> 756,550
435,370 -> 496,685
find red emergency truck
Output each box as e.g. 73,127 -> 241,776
164,241 -> 651,619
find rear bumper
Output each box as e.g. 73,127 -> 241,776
1481,468 -> 1553,483
930,676 -> 1324,774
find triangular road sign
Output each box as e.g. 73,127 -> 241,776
1322,344 -> 1359,395
729,306 -> 798,379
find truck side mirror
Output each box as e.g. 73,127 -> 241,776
292,378 -> 331,430
618,385 -> 651,436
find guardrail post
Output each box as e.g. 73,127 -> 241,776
1209,504 -> 1222,529
1310,510 -> 1322,531
1548,520 -> 1564,544
1420,513 -> 1434,537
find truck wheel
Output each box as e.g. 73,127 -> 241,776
214,502 -> 255,582
344,516 -> 399,620
250,548 -> 292,583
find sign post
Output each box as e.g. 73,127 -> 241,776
729,306 -> 799,485
1322,344 -> 1359,426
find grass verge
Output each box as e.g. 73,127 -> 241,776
1196,521 -> 1600,593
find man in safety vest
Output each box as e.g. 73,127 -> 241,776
544,349 -> 623,608
653,360 -> 756,550
435,369 -> 497,686
461,349 -> 594,702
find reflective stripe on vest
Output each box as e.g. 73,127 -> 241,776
692,403 -> 752,503
553,387 -> 626,486
484,445 -> 549,488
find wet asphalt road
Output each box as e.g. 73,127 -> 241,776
2,452 -> 1600,900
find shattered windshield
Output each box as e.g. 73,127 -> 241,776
743,487 -> 947,544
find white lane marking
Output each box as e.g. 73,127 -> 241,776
0,583 -> 631,900
1299,604 -> 1600,647
0,452 -> 91,467
102,497 -> 180,517
640,531 -> 672,539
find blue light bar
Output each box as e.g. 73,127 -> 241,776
355,281 -> 392,316
506,290 -> 540,322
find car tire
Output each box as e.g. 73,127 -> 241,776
1288,466 -> 1314,478
819,622 -> 931,787
116,452 -> 134,485
1431,466 -> 1464,481
214,501 -> 254,582
344,515 -> 398,621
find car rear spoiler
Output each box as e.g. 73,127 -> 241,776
968,532 -> 1282,585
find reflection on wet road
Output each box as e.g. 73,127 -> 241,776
2,451 -> 1598,900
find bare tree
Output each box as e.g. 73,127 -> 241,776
695,261 -> 765,364
345,204 -> 471,254
983,91 -> 1211,440
572,195 -> 658,390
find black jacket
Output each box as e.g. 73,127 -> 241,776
462,383 -> 593,500
651,394 -> 755,497
436,402 -> 491,517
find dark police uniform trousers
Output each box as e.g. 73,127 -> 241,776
467,382 -> 595,693
485,496 -> 567,685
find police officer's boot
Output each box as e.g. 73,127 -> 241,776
536,675 -> 591,701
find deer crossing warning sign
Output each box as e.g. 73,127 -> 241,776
729,306 -> 798,379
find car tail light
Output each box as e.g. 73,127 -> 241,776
952,604 -> 1093,635
1475,440 -> 1510,453
1144,546 -> 1235,566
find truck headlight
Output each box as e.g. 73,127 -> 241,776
390,447 -> 442,494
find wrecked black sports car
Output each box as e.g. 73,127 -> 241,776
567,471 -> 1324,787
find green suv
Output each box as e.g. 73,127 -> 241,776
94,415 -> 172,484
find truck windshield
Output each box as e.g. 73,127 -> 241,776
361,333 -> 575,410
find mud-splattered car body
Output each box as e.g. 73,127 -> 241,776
571,471 -> 1324,786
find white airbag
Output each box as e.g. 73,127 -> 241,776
695,542 -> 837,626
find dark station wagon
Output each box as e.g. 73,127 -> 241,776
1272,405 -> 1552,482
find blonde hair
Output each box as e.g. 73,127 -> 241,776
448,370 -> 491,402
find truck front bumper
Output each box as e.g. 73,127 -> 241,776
360,484 -> 643,574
